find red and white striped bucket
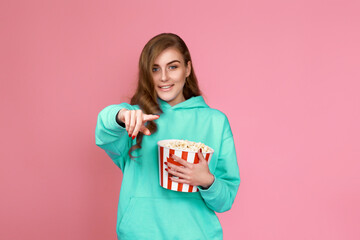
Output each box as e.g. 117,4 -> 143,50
157,139 -> 214,192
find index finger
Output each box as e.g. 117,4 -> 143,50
143,114 -> 160,122
170,154 -> 192,168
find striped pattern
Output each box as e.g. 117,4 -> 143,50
158,146 -> 213,192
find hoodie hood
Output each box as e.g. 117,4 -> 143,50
158,96 -> 209,111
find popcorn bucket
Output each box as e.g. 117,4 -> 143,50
157,139 -> 214,192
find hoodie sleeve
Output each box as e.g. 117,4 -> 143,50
95,103 -> 137,170
198,116 -> 241,213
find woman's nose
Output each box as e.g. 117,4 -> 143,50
160,69 -> 168,82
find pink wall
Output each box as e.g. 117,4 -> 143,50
1,0 -> 359,239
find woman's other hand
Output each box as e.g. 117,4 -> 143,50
165,149 -> 215,189
117,109 -> 159,139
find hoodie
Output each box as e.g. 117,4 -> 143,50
95,96 -> 240,240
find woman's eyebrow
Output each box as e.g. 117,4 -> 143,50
153,60 -> 181,66
167,60 -> 181,65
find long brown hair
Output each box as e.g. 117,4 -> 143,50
128,33 -> 201,158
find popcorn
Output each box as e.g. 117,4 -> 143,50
163,140 -> 212,153
157,139 -> 214,192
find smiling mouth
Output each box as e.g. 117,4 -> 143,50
159,84 -> 174,91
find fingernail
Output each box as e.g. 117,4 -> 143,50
132,136 -> 135,140
200,148 -> 202,153
164,162 -> 168,165
129,134 -> 131,137
165,168 -> 168,171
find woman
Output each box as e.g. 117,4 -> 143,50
95,33 -> 240,239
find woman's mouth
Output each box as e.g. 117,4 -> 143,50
159,84 -> 174,92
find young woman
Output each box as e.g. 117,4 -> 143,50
95,33 -> 240,239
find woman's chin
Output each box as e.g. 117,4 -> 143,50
158,96 -> 174,103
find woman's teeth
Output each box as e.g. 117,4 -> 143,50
160,85 -> 172,89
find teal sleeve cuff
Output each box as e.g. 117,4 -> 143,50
108,103 -> 134,131
198,176 -> 221,198
109,106 -> 124,130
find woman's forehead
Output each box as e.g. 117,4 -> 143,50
153,47 -> 184,65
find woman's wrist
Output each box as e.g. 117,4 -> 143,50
116,109 -> 127,127
200,173 -> 215,189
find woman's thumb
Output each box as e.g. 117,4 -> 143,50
198,148 -> 205,162
140,126 -> 151,135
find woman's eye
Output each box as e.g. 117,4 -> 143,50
169,65 -> 178,70
152,67 -> 160,72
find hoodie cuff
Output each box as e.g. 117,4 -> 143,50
109,103 -> 133,131
198,176 -> 221,198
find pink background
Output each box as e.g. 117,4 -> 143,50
1,0 -> 359,239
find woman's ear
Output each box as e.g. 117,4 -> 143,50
186,61 -> 192,77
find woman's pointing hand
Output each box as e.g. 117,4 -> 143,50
117,109 -> 159,139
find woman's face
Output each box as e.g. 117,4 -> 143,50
152,47 -> 191,106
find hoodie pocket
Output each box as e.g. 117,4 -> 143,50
117,197 -> 222,240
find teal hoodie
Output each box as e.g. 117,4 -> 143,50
95,96 -> 240,240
